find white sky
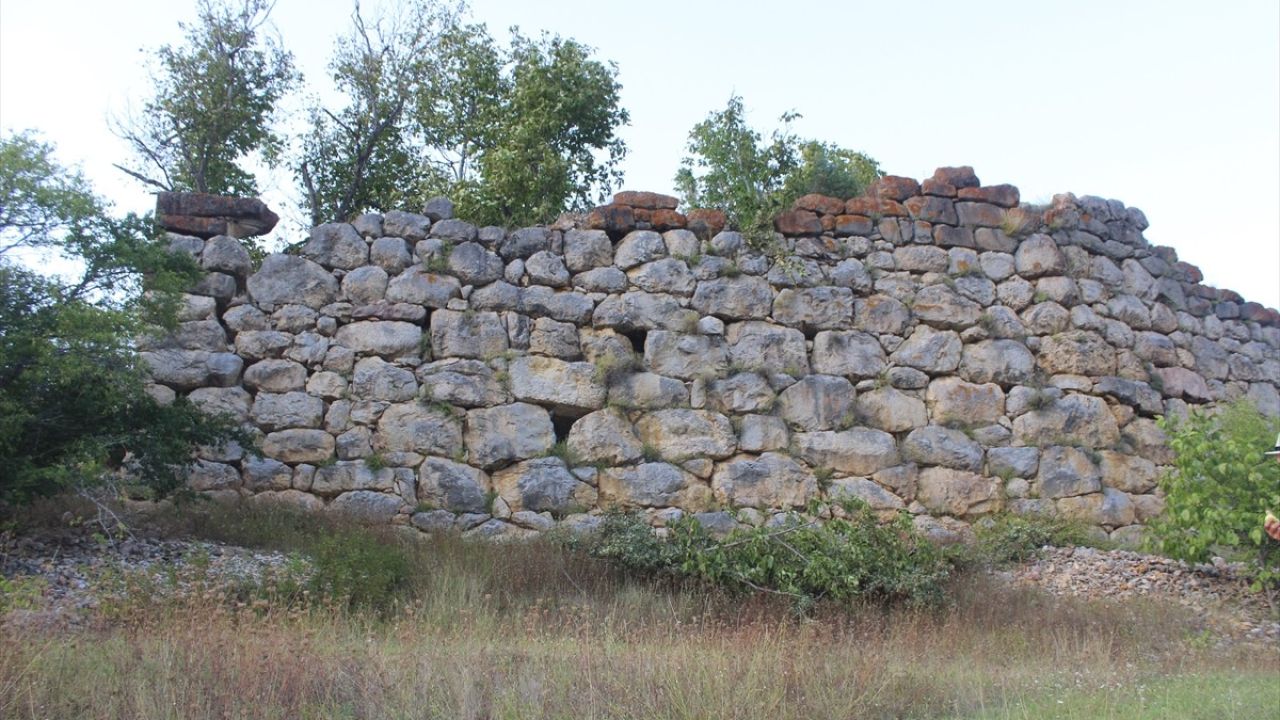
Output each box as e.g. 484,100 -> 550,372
2,0 -> 1277,307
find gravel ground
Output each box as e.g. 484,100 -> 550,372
3,525 -> 1278,646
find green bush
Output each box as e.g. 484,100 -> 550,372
582,504 -> 951,610
1145,400 -> 1280,603
307,530 -> 411,612
971,513 -> 1095,567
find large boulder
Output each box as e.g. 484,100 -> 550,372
792,428 -> 899,476
418,457 -> 490,513
635,409 -> 737,461
711,453 -> 818,508
691,276 -> 774,320
916,467 -> 1002,517
334,321 -> 422,358
1035,446 -> 1102,498
902,426 -> 984,472
889,326 -> 962,374
600,463 -> 711,509
726,321 -> 809,375
1012,394 -> 1120,448
465,403 -> 555,469
778,375 -> 856,431
811,331 -> 887,379
493,458 -> 596,514
925,377 -> 1005,426
644,331 -> 729,380
247,255 -> 339,309
375,402 -> 463,456
567,409 -> 644,465
509,356 -> 606,413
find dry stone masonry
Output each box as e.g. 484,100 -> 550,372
145,167 -> 1280,545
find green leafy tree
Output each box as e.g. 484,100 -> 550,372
0,132 -> 244,504
298,0 -> 460,225
1145,400 -> 1280,607
674,95 -> 881,247
115,0 -> 296,195
298,3 -> 628,228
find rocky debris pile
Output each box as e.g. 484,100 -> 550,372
157,192 -> 280,239
1009,545 -> 1279,644
140,167 -> 1280,542
0,529 -> 304,630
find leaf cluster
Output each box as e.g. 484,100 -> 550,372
1145,400 -> 1280,598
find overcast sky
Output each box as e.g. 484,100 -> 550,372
2,0 -> 1277,306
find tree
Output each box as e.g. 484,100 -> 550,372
115,0 -> 296,196
298,0 -> 460,226
674,95 -> 881,247
297,3 -> 628,228
0,132 -> 243,504
1145,400 -> 1280,608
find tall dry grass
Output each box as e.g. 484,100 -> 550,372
1,504 -> 1276,719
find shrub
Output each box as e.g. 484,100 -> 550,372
1145,400 -> 1280,604
307,529 -> 411,612
971,513 -> 1094,567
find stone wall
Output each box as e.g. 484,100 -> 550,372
144,166 -> 1280,544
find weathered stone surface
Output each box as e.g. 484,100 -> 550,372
189,460 -> 241,492
251,391 -> 324,431
1097,450 -> 1158,494
793,428 -> 899,476
493,458 -> 596,514
778,375 -> 855,431
1014,234 -> 1066,277
628,258 -> 696,296
959,340 -> 1036,386
774,209 -> 822,235
187,386 -> 253,423
1013,394 -> 1120,448
601,463 -> 710,509
351,357 -> 417,402
335,321 -> 422,358
242,457 -> 294,492
262,429 -> 335,464
592,291 -> 695,331
614,230 -> 667,269
916,467 -> 1001,517
737,414 -> 789,453
563,229 -> 613,272
705,373 -> 776,414
904,196 -> 958,224
566,409 -> 643,466
432,218 -> 478,244
311,462 -> 395,496
446,242 -> 504,286
926,377 -> 1005,426
143,349 -> 244,390
157,192 -> 278,239
243,359 -> 307,393
521,287 -> 596,324
772,287 -> 853,330
912,284 -> 983,329
573,266 -> 628,293
1037,330 -> 1116,376
248,255 -> 339,309
635,409 -> 736,460
1152,366 -> 1212,402
853,294 -> 911,335
341,266 -> 389,305
304,223 -> 368,270
691,276 -> 774,320
1057,488 -> 1134,527
466,403 -> 555,469
430,310 -> 507,360
386,267 -> 461,307
712,453 -> 817,508
644,331 -> 729,380
201,235 -> 252,277
894,245 -> 949,273
417,360 -> 511,407
376,402 -> 462,456
890,326 -> 962,374
369,236 -> 412,274
1035,446 -> 1103,498
418,457 -> 490,513
384,210 -> 433,241
607,372 -> 689,409
727,321 -> 810,374
810,330 -> 887,379
828,477 -> 905,511
854,387 -> 927,432
1094,376 -> 1164,416
987,446 -> 1039,478
902,426 -> 984,471
330,491 -> 402,523
526,250 -> 571,287
509,356 -> 605,412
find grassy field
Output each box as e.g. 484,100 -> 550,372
2,505 -> 1277,719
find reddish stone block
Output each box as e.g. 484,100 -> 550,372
650,209 -> 687,231
844,197 -> 908,217
686,208 -> 726,240
955,202 -> 1006,228
820,214 -> 836,232
833,214 -> 874,236
869,175 -> 920,201
932,166 -> 980,189
904,196 -> 959,225
795,193 -> 846,215
958,184 -> 1020,208
633,208 -> 653,224
774,209 -> 822,236
1174,261 -> 1203,284
1241,302 -> 1269,322
156,191 -> 279,239
585,204 -> 635,234
921,178 -> 957,197
612,191 -> 679,210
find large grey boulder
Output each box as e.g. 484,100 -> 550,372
262,429 -> 335,464
335,321 -> 422,358
446,242 -> 504,286
811,330 -> 886,379
777,375 -> 856,431
925,377 -> 1005,426
385,267 -> 461,307
902,426 -> 984,471
493,457 -> 596,514
248,255 -> 339,309
341,266 -> 390,305
792,428 -> 899,475
607,372 -> 689,410
329,491 -> 402,523
828,477 -> 905,512
853,387 -> 927,432
705,373 -> 776,414
987,446 -> 1040,479
465,403 -> 555,469
890,326 -> 962,374
644,331 -> 729,380
187,386 -> 253,423
251,391 -> 324,431
916,467 -> 1002,517
614,230 -> 667,269
418,457 -> 490,513
351,357 -> 417,402
727,321 -> 809,375
1058,488 -> 1135,528
634,409 -> 737,461
243,359 -> 307,393
509,356 -> 606,413
375,402 -> 463,456
1098,450 -> 1158,494
567,408 -> 643,465
311,462 -> 395,496
1012,394 -> 1120,448
600,463 -> 711,509
430,310 -> 508,360
628,258 -> 696,295
1014,234 -> 1066,277
417,360 -> 511,407
384,210 -> 433,241
911,284 -> 982,329
526,251 -> 571,287
853,294 -> 911,335
711,453 -> 817,509
564,229 -> 613,272
304,223 -> 368,270
959,340 -> 1036,386
201,235 -> 251,277
771,287 -> 854,330
1038,331 -> 1116,376
1036,446 -> 1102,498
691,276 -> 774,320
592,291 -> 696,331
